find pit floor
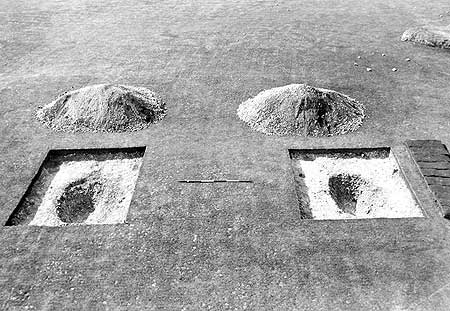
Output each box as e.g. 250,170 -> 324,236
291,149 -> 424,219
1,0 -> 450,310
7,148 -> 145,226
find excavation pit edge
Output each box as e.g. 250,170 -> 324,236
289,147 -> 424,220
6,147 -> 146,226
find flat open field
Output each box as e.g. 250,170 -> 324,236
1,0 -> 450,310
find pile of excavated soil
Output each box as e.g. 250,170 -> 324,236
401,25 -> 450,49
294,154 -> 423,219
29,157 -> 142,226
237,84 -> 365,136
36,84 -> 166,133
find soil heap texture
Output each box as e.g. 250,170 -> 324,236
36,84 -> 167,132
237,84 -> 365,136
401,25 -> 450,49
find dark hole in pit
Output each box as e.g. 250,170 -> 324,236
328,173 -> 366,215
56,178 -> 101,223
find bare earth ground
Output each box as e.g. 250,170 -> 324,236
1,0 -> 450,310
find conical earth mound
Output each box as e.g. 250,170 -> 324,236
401,25 -> 450,49
36,84 -> 167,133
237,84 -> 365,136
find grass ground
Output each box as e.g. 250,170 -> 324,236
1,0 -> 450,310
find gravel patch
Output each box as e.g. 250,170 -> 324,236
237,84 -> 365,136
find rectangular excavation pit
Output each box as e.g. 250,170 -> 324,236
6,147 -> 145,226
289,147 -> 424,220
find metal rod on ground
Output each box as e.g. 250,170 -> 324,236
177,180 -> 253,183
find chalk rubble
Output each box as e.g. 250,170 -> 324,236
401,25 -> 450,49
